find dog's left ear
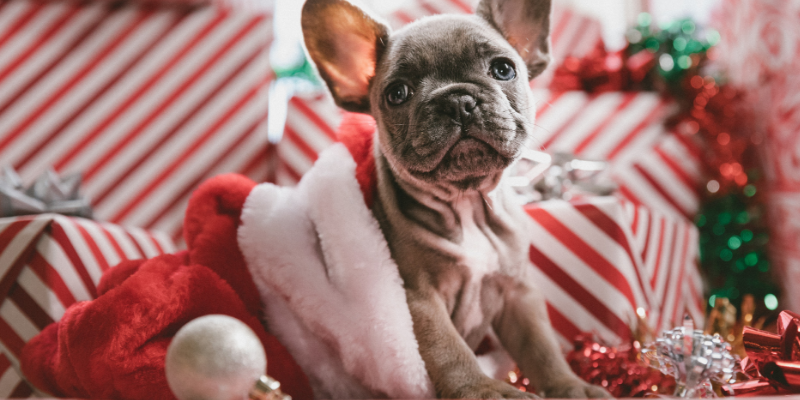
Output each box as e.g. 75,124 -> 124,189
477,0 -> 552,79
302,0 -> 390,113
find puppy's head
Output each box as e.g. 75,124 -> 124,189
302,0 -> 551,192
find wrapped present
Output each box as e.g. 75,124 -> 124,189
386,0 -> 475,27
274,92 -> 342,186
0,0 -> 274,244
0,352 -> 32,397
532,89 -> 702,219
75,0 -> 275,10
0,213 -> 175,395
524,196 -> 703,347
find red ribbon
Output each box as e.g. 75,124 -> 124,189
549,48 -> 656,93
725,310 -> 800,396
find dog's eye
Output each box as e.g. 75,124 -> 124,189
386,83 -> 411,105
490,60 -> 516,81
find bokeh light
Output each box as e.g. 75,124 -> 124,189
765,294 -> 779,310
659,54 -> 675,71
677,55 -> 692,69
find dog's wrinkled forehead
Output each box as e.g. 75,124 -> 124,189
378,15 -> 523,83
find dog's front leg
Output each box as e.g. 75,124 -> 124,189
493,280 -> 611,398
406,288 -> 537,399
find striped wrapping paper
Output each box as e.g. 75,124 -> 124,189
0,352 -> 31,398
385,0 -> 475,26
0,214 -> 175,395
0,0 -> 274,245
622,200 -> 704,332
525,196 -> 703,348
275,92 -> 341,186
531,89 -> 702,219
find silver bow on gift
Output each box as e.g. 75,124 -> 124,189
507,148 -> 616,203
642,316 -> 738,397
0,166 -> 93,218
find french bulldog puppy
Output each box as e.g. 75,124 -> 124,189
301,0 -> 612,398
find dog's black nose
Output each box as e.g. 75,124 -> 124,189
438,94 -> 477,124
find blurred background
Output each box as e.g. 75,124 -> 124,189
270,0 -> 722,73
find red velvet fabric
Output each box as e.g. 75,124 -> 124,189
336,113 -> 377,207
20,174 -> 313,400
20,114 -> 378,399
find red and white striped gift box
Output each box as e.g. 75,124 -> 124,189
615,133 -> 703,221
0,0 -> 274,244
0,214 -> 175,395
531,89 -> 702,219
525,196 -> 703,348
385,0 -> 475,27
622,200 -> 704,332
0,352 -> 32,398
274,92 -> 342,186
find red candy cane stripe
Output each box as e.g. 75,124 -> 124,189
0,352 -> 34,397
0,215 -> 175,365
0,2 -> 274,238
526,198 -> 702,346
275,93 -> 341,186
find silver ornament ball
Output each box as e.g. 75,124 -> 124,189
165,315 -> 267,400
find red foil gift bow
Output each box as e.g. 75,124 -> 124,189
724,311 -> 800,395
549,48 -> 657,93
507,334 -> 677,397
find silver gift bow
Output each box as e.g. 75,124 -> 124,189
0,166 -> 93,218
508,148 -> 616,203
642,316 -> 738,397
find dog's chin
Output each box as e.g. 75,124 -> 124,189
406,137 -> 512,191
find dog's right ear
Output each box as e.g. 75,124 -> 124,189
302,0 -> 389,113
477,0 -> 552,79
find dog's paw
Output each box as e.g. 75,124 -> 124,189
446,377 -> 539,399
539,380 -> 612,399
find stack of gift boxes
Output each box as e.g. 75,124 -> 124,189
0,0 -> 273,394
0,0 -> 708,396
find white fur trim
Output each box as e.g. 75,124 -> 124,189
239,144 -> 435,399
